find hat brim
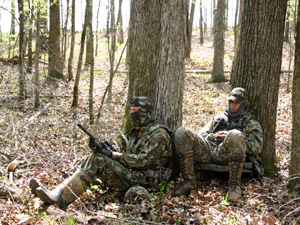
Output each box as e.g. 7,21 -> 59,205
227,96 -> 243,103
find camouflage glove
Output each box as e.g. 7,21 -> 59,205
89,138 -> 113,158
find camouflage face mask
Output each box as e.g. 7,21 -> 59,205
130,96 -> 155,128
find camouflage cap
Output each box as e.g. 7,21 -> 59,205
227,87 -> 247,103
130,96 -> 154,111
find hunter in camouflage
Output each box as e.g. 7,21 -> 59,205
29,96 -> 172,210
175,87 -> 263,201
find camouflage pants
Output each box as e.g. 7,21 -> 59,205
175,127 -> 246,165
80,153 -> 149,192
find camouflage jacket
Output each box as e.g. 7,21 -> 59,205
200,112 -> 263,156
116,122 -> 172,170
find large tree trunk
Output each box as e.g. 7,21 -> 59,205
18,0 -> 26,99
68,0 -> 75,81
122,0 -> 161,134
211,0 -> 226,83
289,0 -> 300,191
156,0 -> 187,131
48,0 -> 63,79
232,0 -> 288,175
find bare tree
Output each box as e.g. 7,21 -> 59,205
72,0 -> 89,107
68,0 -> 75,80
185,0 -> 195,58
34,0 -> 41,108
95,0 -> 101,56
116,0 -> 124,44
18,0 -> 26,99
199,0 -> 204,45
211,0 -> 226,83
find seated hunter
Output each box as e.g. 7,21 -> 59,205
29,96 -> 173,210
174,87 -> 263,201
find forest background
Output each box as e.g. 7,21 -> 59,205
0,0 -> 299,224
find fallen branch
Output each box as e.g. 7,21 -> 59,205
28,103 -> 52,122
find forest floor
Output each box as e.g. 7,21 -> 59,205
0,30 -> 297,224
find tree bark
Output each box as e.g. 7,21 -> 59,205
85,0 -> 93,65
72,0 -> 89,107
230,0 -> 242,84
289,0 -> 300,191
199,0 -> 204,45
48,0 -> 63,79
211,0 -> 226,83
18,0 -> 26,99
95,0 -> 101,56
9,0 -> 16,59
107,0 -> 116,103
68,0 -> 75,80
156,0 -> 187,131
88,0 -> 94,123
27,0 -> 34,73
185,0 -> 195,58
122,0 -> 161,134
232,0 -> 288,175
34,1 -> 41,108
117,0 -> 124,44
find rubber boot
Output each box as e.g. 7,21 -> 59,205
228,156 -> 245,201
35,168 -> 92,210
175,151 -> 196,196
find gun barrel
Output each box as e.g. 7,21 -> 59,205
78,124 -> 94,138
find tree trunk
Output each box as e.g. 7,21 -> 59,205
27,0 -> 34,73
68,0 -> 75,81
18,0 -> 26,99
9,0 -> 16,59
95,0 -> 101,56
85,0 -> 93,65
230,0 -> 242,84
117,0 -> 124,44
156,0 -> 187,131
88,0 -> 94,123
289,0 -> 300,191
107,0 -> 116,103
40,0 -> 48,52
232,0 -> 288,175
48,0 -> 63,79
284,4 -> 290,43
62,0 -> 70,63
122,0 -> 161,134
211,0 -> 226,83
72,0 -> 89,107
185,0 -> 195,58
34,1 -> 41,108
199,0 -> 204,45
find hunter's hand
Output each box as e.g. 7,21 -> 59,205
89,137 -> 97,150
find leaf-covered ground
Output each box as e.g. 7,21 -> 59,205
0,30 -> 298,224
